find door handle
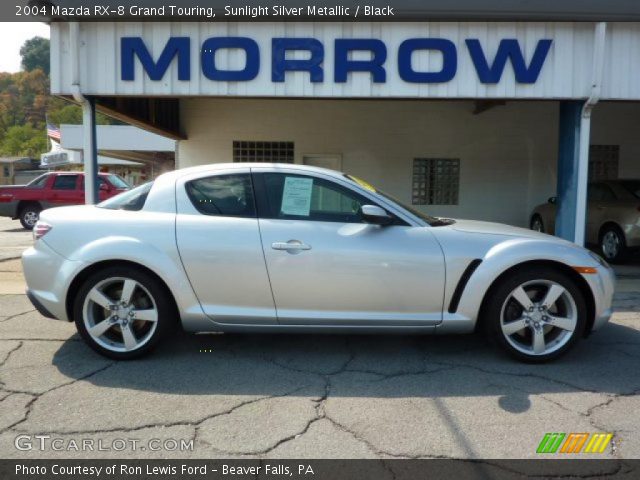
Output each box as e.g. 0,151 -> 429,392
272,240 -> 312,252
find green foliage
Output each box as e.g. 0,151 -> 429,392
0,36 -> 118,158
0,125 -> 48,157
47,103 -> 83,125
20,37 -> 50,75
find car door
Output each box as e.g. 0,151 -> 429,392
49,174 -> 81,206
252,167 -> 446,327
175,169 -> 277,325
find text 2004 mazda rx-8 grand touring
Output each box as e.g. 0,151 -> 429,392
22,163 -> 615,362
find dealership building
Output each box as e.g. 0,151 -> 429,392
48,7 -> 640,243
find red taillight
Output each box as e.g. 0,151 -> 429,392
33,222 -> 52,240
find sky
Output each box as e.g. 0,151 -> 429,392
0,22 -> 50,73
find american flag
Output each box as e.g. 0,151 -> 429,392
46,123 -> 61,140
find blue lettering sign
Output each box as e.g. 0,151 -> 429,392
120,36 -> 553,86
465,38 -> 552,84
398,39 -> 457,83
201,37 -> 260,81
334,39 -> 387,83
121,37 -> 190,81
272,38 -> 324,82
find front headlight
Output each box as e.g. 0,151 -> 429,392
588,250 -> 610,268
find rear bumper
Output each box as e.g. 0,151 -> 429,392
22,240 -> 85,322
26,288 -> 57,319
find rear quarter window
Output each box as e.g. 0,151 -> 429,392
98,182 -> 153,211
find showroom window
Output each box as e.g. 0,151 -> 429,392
233,141 -> 294,163
185,174 -> 256,218
589,145 -> 619,181
412,158 -> 460,205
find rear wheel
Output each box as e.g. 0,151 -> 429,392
484,267 -> 587,362
73,266 -> 174,359
530,215 -> 545,233
19,204 -> 41,230
600,225 -> 627,264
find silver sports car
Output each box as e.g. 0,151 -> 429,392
22,163 -> 615,362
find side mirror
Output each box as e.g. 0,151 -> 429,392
99,183 -> 110,191
361,205 -> 393,226
548,196 -> 557,204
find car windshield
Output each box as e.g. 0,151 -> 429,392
618,180 -> 640,199
97,182 -> 153,211
344,174 -> 445,226
107,174 -> 130,189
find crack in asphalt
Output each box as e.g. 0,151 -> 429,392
0,338 -> 80,342
0,362 -> 117,435
0,310 -> 37,323
11,384 -> 312,442
0,341 -> 23,367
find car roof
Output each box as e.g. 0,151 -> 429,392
160,162 -> 345,181
42,171 -> 112,176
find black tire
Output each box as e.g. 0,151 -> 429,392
483,266 -> 587,363
530,214 -> 545,233
599,225 -> 627,264
73,266 -> 175,360
19,203 -> 41,230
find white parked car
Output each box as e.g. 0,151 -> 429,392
22,163 -> 615,362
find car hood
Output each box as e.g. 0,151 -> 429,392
447,218 -> 565,242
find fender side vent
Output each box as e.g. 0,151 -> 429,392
448,259 -> 482,313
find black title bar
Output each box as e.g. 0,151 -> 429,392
2,459 -> 640,480
5,0 -> 640,22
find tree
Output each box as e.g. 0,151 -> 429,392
0,125 -> 48,157
20,37 -> 50,75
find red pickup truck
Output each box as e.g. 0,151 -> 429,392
0,172 -> 130,229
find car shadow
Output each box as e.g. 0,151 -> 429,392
52,320 -> 640,412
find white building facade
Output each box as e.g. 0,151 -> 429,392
49,20 -> 640,234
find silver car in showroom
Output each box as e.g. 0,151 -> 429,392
22,163 -> 615,362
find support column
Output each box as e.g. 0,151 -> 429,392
82,97 -> 99,204
555,101 -> 589,244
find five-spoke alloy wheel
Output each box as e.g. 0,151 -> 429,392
74,266 -> 174,359
485,267 -> 586,362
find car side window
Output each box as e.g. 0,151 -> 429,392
261,173 -> 370,223
52,175 -> 79,190
185,174 -> 256,218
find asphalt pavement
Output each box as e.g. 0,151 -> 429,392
0,216 -> 638,460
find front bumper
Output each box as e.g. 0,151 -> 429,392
22,240 -> 85,322
584,262 -> 616,332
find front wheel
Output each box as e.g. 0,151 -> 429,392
484,267 -> 587,362
74,266 -> 174,359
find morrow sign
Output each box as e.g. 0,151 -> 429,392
121,36 -> 553,84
